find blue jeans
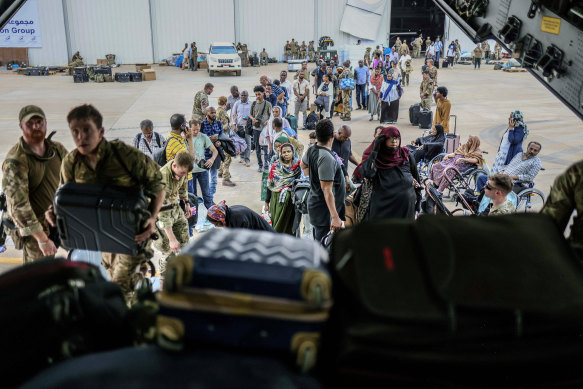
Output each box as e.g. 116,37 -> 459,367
477,174 -> 488,192
209,159 -> 219,198
189,58 -> 194,71
192,171 -> 213,210
355,84 -> 367,107
435,51 -> 441,64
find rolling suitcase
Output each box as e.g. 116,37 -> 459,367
442,60 -> 449,68
323,214 -> 583,387
444,114 -> 460,153
115,72 -> 131,82
285,114 -> 298,131
0,258 -> 130,388
158,228 -> 331,372
73,73 -> 89,83
129,72 -> 142,82
54,182 -> 150,255
409,103 -> 420,126
418,110 -> 432,129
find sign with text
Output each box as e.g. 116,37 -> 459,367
0,0 -> 41,48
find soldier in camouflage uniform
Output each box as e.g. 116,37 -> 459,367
402,58 -> 413,86
308,41 -> 316,62
494,43 -> 502,60
69,51 -> 84,67
154,151 -> 193,280
481,41 -> 491,60
216,96 -> 235,186
399,40 -> 410,57
364,47 -> 372,68
284,41 -> 292,61
394,37 -> 402,54
373,45 -> 383,60
191,42 -> 198,71
2,105 -> 67,263
291,39 -> 299,60
192,83 -> 214,121
412,37 -> 422,58
426,59 -> 438,86
300,41 -> 307,60
425,37 -> 432,53
542,160 -> 583,251
48,104 -> 165,305
338,61 -> 354,121
419,71 -> 434,110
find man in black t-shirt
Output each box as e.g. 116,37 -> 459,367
300,119 -> 346,242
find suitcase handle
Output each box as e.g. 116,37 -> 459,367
57,217 -> 68,241
450,114 -> 457,134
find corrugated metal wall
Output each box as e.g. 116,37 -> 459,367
150,0 -> 235,61
237,0 -> 315,61
64,0 -> 153,64
27,0 -> 68,66
26,0 -> 391,66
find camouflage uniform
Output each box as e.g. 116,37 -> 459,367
481,41 -> 490,60
425,39 -> 432,52
428,66 -> 438,86
291,40 -> 299,59
403,59 -> 413,86
154,161 -> 189,279
364,48 -> 372,67
542,160 -> 583,249
494,43 -> 502,60
60,139 -> 164,305
300,43 -> 307,60
216,107 -> 232,181
192,90 -> 209,121
420,78 -> 434,110
285,43 -> 292,61
394,39 -> 402,54
412,38 -> 422,58
399,43 -> 410,57
373,48 -> 383,60
68,53 -> 84,68
2,137 -> 67,263
338,69 -> 354,120
308,42 -> 316,61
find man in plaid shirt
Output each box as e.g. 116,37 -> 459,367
131,119 -> 166,159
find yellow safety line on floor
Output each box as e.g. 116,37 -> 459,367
0,257 -> 22,264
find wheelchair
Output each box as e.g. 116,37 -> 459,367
426,153 -> 489,200
513,180 -> 546,213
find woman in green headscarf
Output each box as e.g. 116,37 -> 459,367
265,141 -> 302,234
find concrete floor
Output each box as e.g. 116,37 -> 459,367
0,59 -> 581,265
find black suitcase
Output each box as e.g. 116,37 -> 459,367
129,72 -> 142,82
0,258 -> 131,389
409,103 -> 420,125
323,214 -> 583,387
418,109 -> 432,129
115,72 -> 131,82
54,182 -> 150,255
73,73 -> 89,83
442,60 -> 449,68
27,67 -> 47,76
73,66 -> 87,75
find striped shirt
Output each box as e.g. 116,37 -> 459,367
504,153 -> 542,182
166,132 -> 192,180
131,132 -> 166,160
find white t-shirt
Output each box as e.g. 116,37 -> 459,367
280,80 -> 294,103
399,54 -> 411,70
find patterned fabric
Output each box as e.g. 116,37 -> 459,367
511,110 -> 529,136
267,143 -> 301,193
157,161 -> 188,228
207,200 -> 227,223
504,153 -> 542,182
216,107 -> 230,132
200,118 -> 223,159
431,155 -> 475,192
454,136 -> 484,166
489,200 -> 515,215
192,90 -> 209,120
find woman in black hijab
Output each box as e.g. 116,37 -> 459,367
407,124 -> 446,162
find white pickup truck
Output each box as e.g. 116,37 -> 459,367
207,42 -> 242,77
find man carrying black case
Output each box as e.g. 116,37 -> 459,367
47,104 -> 165,305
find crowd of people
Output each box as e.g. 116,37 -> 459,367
1,35 -> 581,307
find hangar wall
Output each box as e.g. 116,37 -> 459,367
27,0 -> 392,66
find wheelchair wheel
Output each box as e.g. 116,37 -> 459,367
426,153 -> 446,179
516,188 -> 546,213
465,168 -> 488,191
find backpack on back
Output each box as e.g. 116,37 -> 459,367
152,141 -> 168,166
305,112 -> 319,130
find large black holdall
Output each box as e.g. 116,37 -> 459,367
73,66 -> 87,75
129,72 -> 142,82
418,109 -> 433,129
409,103 -> 420,126
73,73 -> 89,83
0,258 -> 131,388
115,72 -> 131,82
158,228 -> 331,372
322,214 -> 583,387
54,182 -> 150,255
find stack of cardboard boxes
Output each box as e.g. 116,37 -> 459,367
136,64 -> 156,81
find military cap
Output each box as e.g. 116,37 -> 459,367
19,105 -> 46,122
